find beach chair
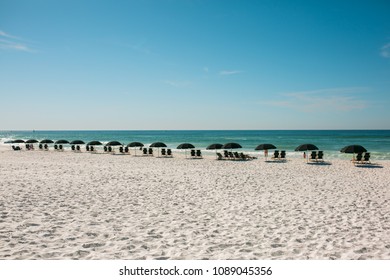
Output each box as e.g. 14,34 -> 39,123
54,145 -> 58,150
272,150 -> 279,160
119,146 -> 124,153
196,150 -> 202,158
12,145 -> 21,151
233,152 -> 241,160
216,152 -> 223,160
72,145 -> 76,151
44,144 -> 49,151
90,146 -> 95,152
39,144 -> 43,150
363,153 -> 371,164
76,145 -> 81,152
190,149 -> 196,158
59,145 -> 63,151
280,150 -> 286,160
86,145 -> 90,152
104,146 -> 108,153
124,147 -> 129,153
355,153 -> 363,163
317,151 -> 324,162
167,149 -> 172,157
142,148 -> 148,156
310,151 -> 317,162
148,148 -> 153,156
108,146 -> 113,153
161,148 -> 166,157
224,150 -> 229,159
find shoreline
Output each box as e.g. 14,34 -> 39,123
0,149 -> 389,260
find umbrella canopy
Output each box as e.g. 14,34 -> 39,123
295,144 -> 319,151
87,141 -> 103,146
127,142 -> 144,147
106,141 -> 122,146
26,139 -> 39,143
12,139 -> 25,143
177,143 -> 195,149
340,145 -> 367,154
40,139 -> 54,144
222,142 -> 242,149
55,139 -> 69,144
70,140 -> 85,145
206,143 -> 223,150
150,142 -> 167,148
255,143 -> 277,150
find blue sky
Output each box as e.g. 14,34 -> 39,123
1,0 -> 389,130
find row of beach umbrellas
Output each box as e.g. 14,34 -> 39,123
9,139 -> 368,157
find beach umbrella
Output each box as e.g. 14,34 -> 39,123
127,142 -> 144,156
26,139 -> 39,143
295,143 -> 319,162
222,142 -> 242,149
12,139 -> 25,143
55,140 -> 69,144
340,145 -> 367,161
150,142 -> 167,157
70,140 -> 85,145
255,143 -> 277,161
340,145 -> 367,154
40,139 -> 54,144
106,141 -> 122,146
177,143 -> 195,158
87,141 -> 103,146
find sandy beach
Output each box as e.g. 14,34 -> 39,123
0,147 -> 389,260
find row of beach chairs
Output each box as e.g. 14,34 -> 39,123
272,150 -> 286,160
353,152 -> 371,164
309,151 -> 324,162
216,151 -> 256,161
190,149 -> 203,158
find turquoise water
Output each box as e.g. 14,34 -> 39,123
1,130 -> 389,160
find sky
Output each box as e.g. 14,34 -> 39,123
1,0 -> 390,130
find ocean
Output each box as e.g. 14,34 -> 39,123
1,130 -> 389,160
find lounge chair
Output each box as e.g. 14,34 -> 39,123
72,145 -> 76,151
310,151 -> 317,162
355,153 -> 363,163
363,152 -> 371,164
108,146 -> 112,153
148,148 -> 153,156
161,148 -> 166,157
59,144 -> 63,151
280,150 -> 286,160
196,150 -> 202,158
124,147 -> 129,153
12,145 -> 21,151
224,150 -> 229,158
317,151 -> 324,161
44,144 -> 48,150
272,150 -> 279,160
90,146 -> 95,152
119,146 -> 124,153
234,152 -> 241,160
76,145 -> 81,152
39,144 -> 43,150
190,149 -> 196,158
216,152 -> 223,160
86,145 -> 90,152
104,146 -> 108,153
167,149 -> 172,157
142,148 -> 148,156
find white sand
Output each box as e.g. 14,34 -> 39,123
0,147 -> 389,260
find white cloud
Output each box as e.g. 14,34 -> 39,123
380,43 -> 390,58
0,30 -> 34,52
263,87 -> 369,112
219,70 -> 242,76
